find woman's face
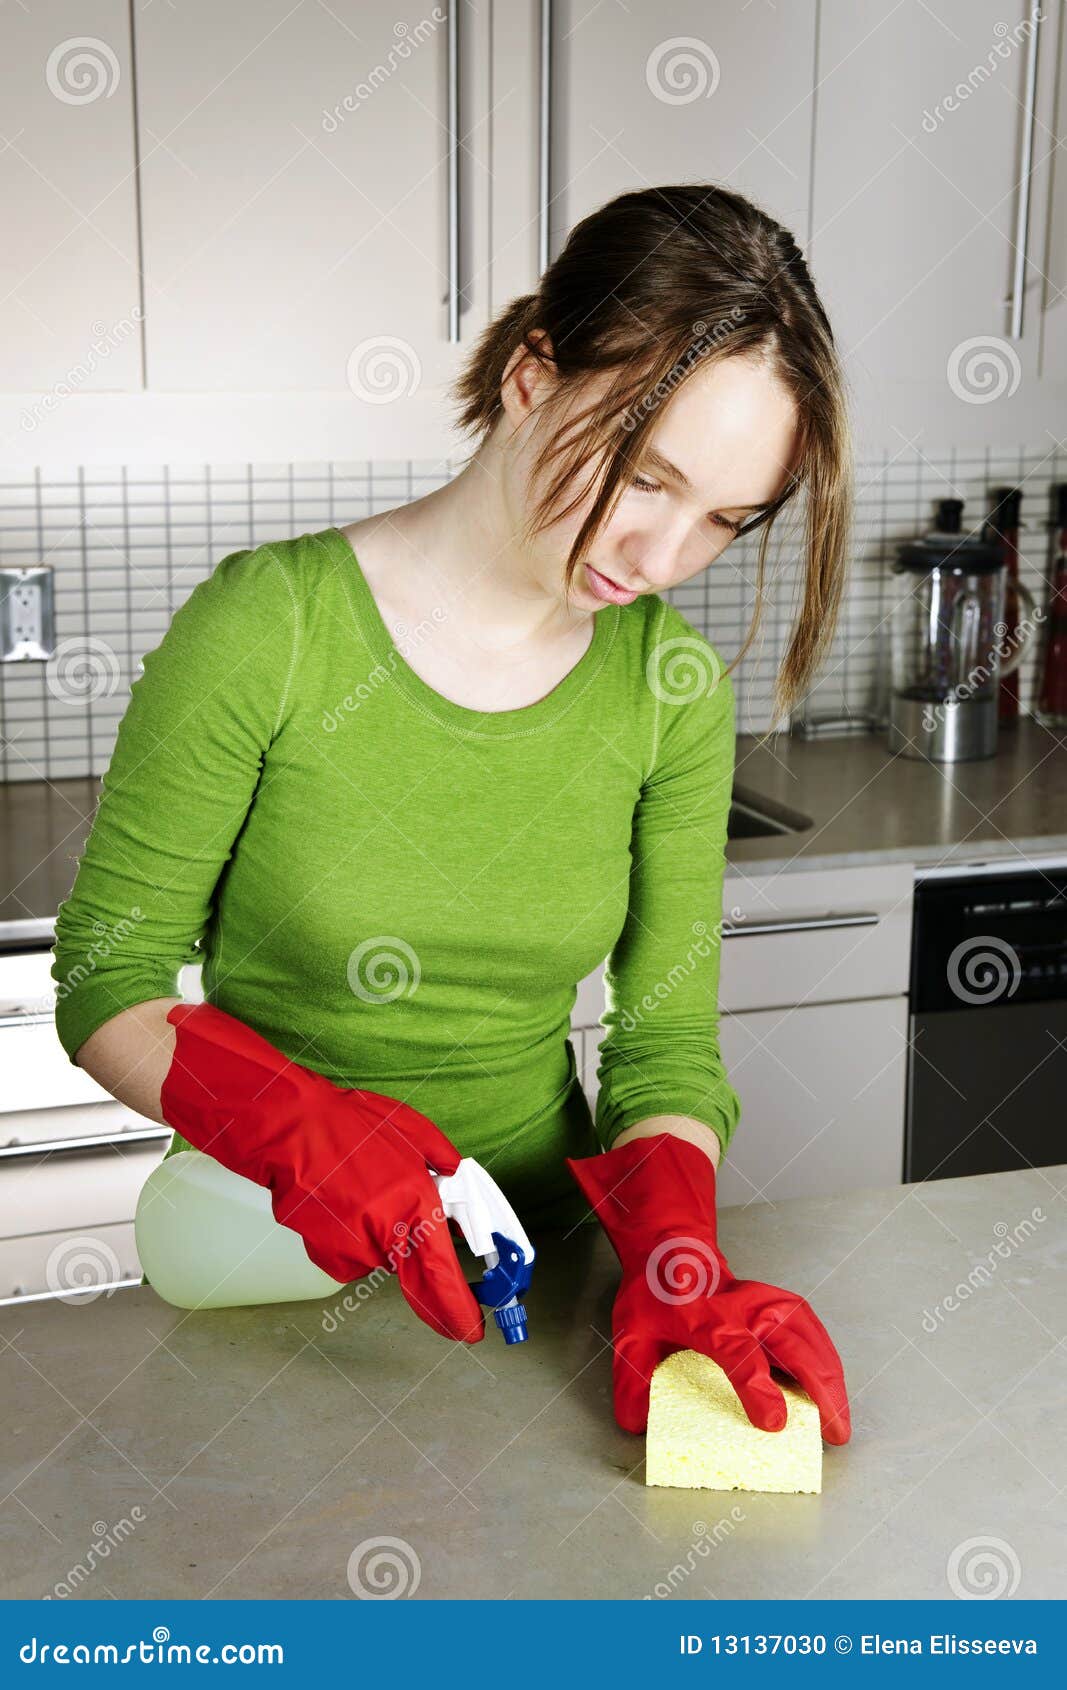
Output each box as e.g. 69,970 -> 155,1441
516,351 -> 801,610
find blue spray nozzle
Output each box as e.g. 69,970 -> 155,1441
469,1230 -> 533,1344
431,1160 -> 535,1347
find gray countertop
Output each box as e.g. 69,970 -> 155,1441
2,1162 -> 1064,1600
3,718 -> 1067,935
726,715 -> 1067,877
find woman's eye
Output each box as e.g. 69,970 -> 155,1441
630,474 -> 742,535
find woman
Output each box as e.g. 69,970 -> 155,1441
51,184 -> 852,1444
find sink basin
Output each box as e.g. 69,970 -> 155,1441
727,783 -> 813,840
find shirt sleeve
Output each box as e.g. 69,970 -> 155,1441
593,619 -> 742,1159
51,541 -> 300,1065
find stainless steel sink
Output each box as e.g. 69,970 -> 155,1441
727,782 -> 813,839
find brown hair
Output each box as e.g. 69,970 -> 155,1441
450,184 -> 853,726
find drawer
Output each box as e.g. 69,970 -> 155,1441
0,1019 -> 121,1111
0,1220 -> 142,1303
572,863 -> 914,1024
0,954 -> 206,1112
0,1099 -> 169,1155
716,995 -> 908,1204
0,1137 -> 167,1240
0,947 -> 57,1018
719,862 -> 914,1013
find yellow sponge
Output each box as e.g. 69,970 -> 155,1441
645,1349 -> 822,1494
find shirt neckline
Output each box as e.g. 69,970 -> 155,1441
322,523 -> 619,737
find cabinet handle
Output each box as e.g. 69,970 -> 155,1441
1007,9 -> 1043,341
722,912 -> 880,938
447,1 -> 461,342
538,0 -> 553,276
0,1009 -> 55,1026
0,1125 -> 171,1160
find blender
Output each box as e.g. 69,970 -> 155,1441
888,499 -> 1035,762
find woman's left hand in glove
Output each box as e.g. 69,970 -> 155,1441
566,1132 -> 852,1442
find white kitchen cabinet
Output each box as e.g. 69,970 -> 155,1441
0,1220 -> 140,1304
494,0 -> 817,294
0,947 -> 201,1302
1039,10 -> 1067,381
571,860 -> 913,1202
134,0 -> 493,424
714,996 -> 908,1207
0,0 -> 142,392
811,0 -> 1062,444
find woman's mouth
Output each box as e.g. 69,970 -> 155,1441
584,564 -> 639,605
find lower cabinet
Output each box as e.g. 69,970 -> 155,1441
0,1221 -> 142,1304
571,859 -> 915,1204
0,954 -> 199,1304
713,996 -> 908,1206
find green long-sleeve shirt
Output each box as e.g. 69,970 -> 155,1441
51,526 -> 741,1231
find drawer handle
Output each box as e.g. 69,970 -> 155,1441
0,1126 -> 171,1160
722,912 -> 880,938
0,1010 -> 55,1027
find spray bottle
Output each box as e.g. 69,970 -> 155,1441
135,1148 -> 534,1338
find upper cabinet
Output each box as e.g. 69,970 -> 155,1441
0,1 -> 142,392
134,1 -> 493,420
492,0 -> 817,296
3,0 -> 1063,463
810,0 -> 1064,447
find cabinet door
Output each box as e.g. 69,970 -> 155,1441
0,1219 -> 141,1302
1040,9 -> 1067,380
715,996 -> 907,1206
496,0 -> 816,289
811,1 -> 1059,424
136,1 -> 492,400
0,1 -> 141,391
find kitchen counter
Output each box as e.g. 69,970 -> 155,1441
3,716 -> 1067,935
728,715 -> 1067,877
2,1163 -> 1064,1600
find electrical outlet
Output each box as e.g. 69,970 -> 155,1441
0,567 -> 55,661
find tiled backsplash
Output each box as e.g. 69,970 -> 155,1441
0,445 -> 1063,784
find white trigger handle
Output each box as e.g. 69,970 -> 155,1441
430,1157 -> 535,1270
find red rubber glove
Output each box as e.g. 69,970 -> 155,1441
566,1132 -> 851,1441
160,1001 -> 484,1343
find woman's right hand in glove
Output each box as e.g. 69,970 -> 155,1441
159,1001 -> 485,1343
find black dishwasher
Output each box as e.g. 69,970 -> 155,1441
905,865 -> 1067,1181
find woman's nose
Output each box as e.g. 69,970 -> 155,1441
626,534 -> 692,592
